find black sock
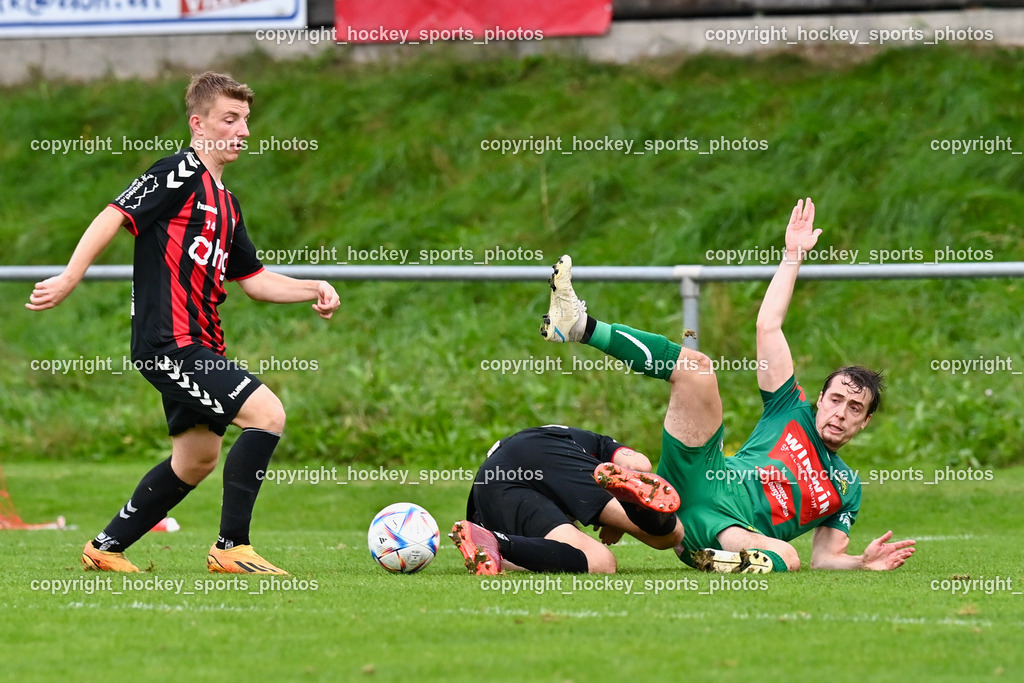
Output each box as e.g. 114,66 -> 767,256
580,315 -> 599,344
621,503 -> 677,537
495,532 -> 589,573
217,428 -> 280,549
93,457 -> 195,553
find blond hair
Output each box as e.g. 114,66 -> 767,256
185,71 -> 253,118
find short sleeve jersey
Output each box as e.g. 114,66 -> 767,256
465,425 -> 627,523
109,148 -> 264,359
487,425 -> 626,464
727,376 -> 861,541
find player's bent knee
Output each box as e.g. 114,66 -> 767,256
192,458 -> 218,480
780,545 -> 801,572
170,426 -> 222,485
236,386 -> 286,433
766,542 -> 800,571
587,546 -> 617,574
669,348 -> 715,384
171,451 -> 218,486
547,524 -> 617,574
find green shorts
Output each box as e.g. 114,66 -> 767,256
656,425 -> 758,567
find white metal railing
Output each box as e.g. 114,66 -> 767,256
5,262 -> 1023,349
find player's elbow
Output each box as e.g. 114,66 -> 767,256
809,553 -> 840,570
755,317 -> 782,338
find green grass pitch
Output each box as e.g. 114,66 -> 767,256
2,43 -> 1024,681
2,461 -> 1023,680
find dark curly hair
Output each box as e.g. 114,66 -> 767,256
820,366 -> 884,416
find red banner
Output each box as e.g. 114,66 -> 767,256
335,0 -> 612,44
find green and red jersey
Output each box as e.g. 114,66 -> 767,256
728,375 -> 861,541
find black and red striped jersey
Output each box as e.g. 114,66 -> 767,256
109,147 -> 264,359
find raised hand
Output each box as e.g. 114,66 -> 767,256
784,197 -> 822,261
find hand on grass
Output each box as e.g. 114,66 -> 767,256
861,530 -> 916,570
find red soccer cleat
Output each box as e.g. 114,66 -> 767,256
449,521 -> 503,576
593,462 -> 680,513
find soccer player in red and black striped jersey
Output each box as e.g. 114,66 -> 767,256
27,72 -> 340,575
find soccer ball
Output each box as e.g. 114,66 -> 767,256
367,502 -> 440,574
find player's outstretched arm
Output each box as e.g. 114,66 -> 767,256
26,206 -> 125,311
755,198 -> 821,392
237,270 -> 341,320
811,526 -> 916,570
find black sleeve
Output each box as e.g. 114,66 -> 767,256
109,152 -> 199,236
565,427 -> 626,463
225,202 -> 264,282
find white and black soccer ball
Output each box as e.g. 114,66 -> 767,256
367,502 -> 440,573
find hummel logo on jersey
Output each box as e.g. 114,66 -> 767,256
166,156 -> 198,189
159,358 -> 224,414
614,330 -> 653,370
228,376 -> 251,400
197,201 -> 218,215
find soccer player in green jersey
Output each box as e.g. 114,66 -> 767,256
540,198 -> 916,573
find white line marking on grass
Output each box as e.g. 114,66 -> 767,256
442,607 -> 628,618
62,601 -> 262,612
664,610 -> 995,628
441,606 -> 997,627
914,534 -> 974,541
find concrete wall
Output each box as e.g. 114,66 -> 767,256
2,7 -> 1023,86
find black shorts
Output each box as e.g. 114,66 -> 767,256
135,345 -> 262,437
467,427 -> 614,538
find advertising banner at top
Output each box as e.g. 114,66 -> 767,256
335,0 -> 611,45
0,0 -> 305,38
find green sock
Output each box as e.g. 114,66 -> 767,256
587,319 -> 612,351
586,322 -> 681,381
753,548 -> 788,573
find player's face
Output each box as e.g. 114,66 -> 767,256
191,95 -> 250,166
815,374 -> 873,450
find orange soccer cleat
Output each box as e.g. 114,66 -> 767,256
449,521 -> 503,576
593,462 -> 681,513
81,540 -> 140,573
207,544 -> 289,575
